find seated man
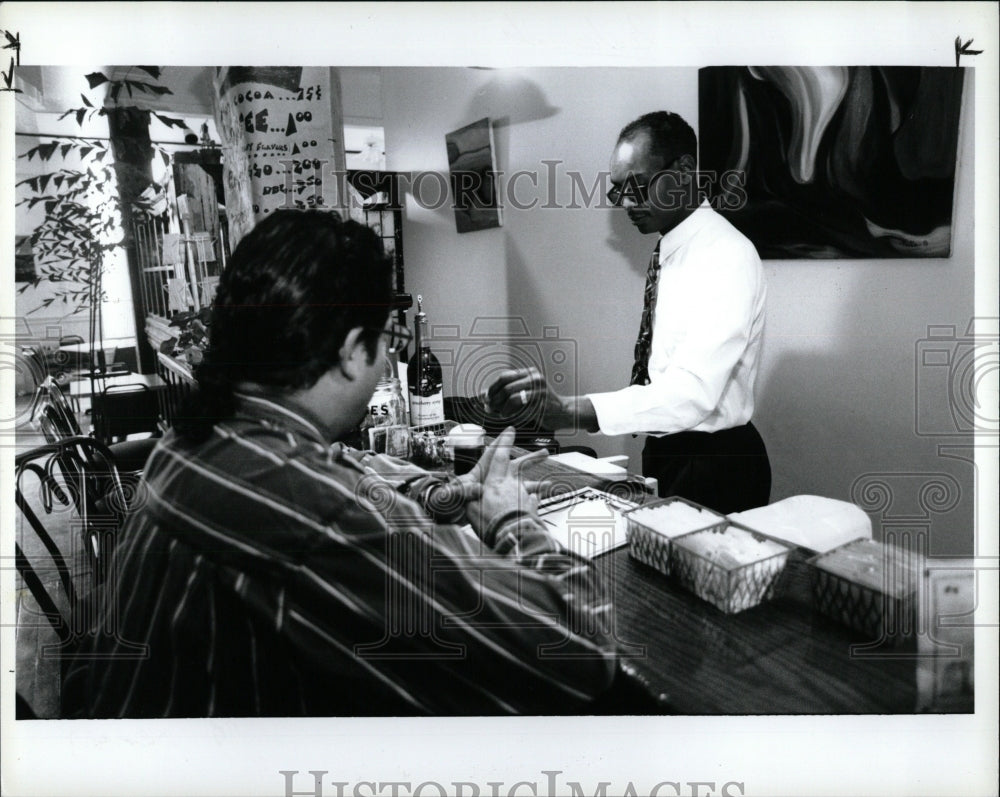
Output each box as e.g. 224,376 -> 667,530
69,209 -> 617,717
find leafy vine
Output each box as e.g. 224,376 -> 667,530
15,66 -> 184,315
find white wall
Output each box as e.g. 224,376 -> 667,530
373,67 -> 975,555
382,68 -> 511,366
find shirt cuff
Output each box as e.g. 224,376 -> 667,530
482,510 -> 528,548
402,476 -> 467,523
587,389 -> 637,436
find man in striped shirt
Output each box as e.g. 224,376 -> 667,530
69,210 -> 618,717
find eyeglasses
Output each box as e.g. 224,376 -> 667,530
607,176 -> 656,207
374,322 -> 413,354
606,158 -> 682,207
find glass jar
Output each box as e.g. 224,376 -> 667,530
360,355 -> 410,457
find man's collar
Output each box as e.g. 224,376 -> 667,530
656,199 -> 714,261
232,389 -> 337,444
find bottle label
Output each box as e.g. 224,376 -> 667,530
409,392 -> 444,426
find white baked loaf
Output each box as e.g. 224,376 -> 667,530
728,495 -> 872,553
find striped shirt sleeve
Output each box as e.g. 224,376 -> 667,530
76,415 -> 619,716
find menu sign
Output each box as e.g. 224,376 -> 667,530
213,66 -> 346,246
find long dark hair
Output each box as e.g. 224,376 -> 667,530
174,209 -> 392,443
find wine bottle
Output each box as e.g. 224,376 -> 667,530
407,295 -> 445,427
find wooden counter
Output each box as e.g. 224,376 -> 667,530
517,454 -> 956,715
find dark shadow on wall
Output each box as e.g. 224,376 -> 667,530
462,73 -> 560,130
503,230 -> 648,464
456,72 -> 560,203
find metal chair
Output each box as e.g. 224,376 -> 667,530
16,436 -> 131,582
91,383 -> 162,444
33,403 -> 76,445
14,436 -> 146,717
29,377 -> 83,441
29,379 -> 158,476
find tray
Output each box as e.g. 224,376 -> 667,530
537,486 -> 640,559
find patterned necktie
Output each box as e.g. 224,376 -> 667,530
630,241 -> 662,386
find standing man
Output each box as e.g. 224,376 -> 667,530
489,111 -> 770,514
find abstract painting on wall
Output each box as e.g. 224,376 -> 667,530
699,67 -> 965,258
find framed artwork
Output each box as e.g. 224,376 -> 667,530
699,66 -> 965,258
445,117 -> 502,233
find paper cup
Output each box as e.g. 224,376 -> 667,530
445,423 -> 486,475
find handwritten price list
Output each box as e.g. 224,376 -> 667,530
215,67 -> 339,244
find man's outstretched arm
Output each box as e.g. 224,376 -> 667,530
486,367 -> 600,433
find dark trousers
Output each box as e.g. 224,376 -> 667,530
642,422 -> 771,514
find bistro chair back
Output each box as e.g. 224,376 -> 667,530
33,403 -> 74,444
14,436 -> 137,717
15,436 -> 131,584
29,378 -> 83,441
19,345 -> 48,390
46,378 -> 83,430
29,377 -> 159,478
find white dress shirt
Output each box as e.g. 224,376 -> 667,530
588,201 -> 766,436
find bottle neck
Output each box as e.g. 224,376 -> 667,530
414,318 -> 427,353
